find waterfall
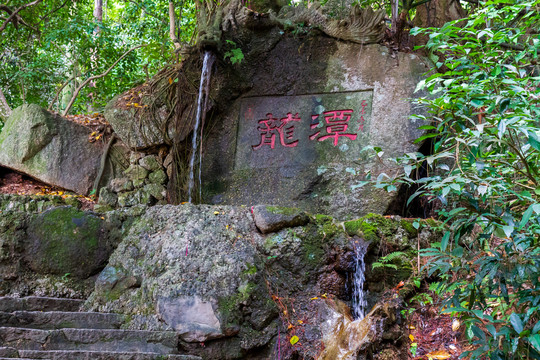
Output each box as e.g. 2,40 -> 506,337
351,239 -> 368,320
188,50 -> 215,203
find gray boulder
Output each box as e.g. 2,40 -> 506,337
24,207 -> 113,279
104,94 -> 168,150
157,296 -> 223,342
0,104 -> 104,195
200,39 -> 430,220
252,205 -> 309,234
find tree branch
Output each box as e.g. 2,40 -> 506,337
0,0 -> 42,34
62,44 -> 146,116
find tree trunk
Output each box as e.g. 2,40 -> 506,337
413,0 -> 466,46
89,0 -> 103,112
0,87 -> 12,120
391,0 -> 399,32
169,2 -> 181,51
93,0 -> 103,23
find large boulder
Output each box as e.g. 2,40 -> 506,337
0,104 -> 104,195
104,93 -> 168,150
24,207 -> 114,279
198,34 -> 430,219
85,204 -> 440,359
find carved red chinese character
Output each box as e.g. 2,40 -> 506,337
309,109 -> 357,146
252,112 -> 301,150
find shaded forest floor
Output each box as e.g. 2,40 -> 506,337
404,293 -> 472,360
0,169 -> 95,210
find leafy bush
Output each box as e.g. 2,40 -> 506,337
375,1 -> 540,358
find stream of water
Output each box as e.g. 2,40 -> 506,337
188,50 -> 215,203
351,239 -> 368,320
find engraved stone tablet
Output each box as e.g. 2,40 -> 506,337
235,91 -> 373,170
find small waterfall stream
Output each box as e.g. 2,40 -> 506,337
351,239 -> 368,320
188,50 -> 215,203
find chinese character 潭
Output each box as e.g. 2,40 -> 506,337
309,109 -> 357,146
252,112 -> 301,150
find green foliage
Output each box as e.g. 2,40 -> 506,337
0,0 -> 197,114
371,250 -> 408,271
372,1 -> 540,358
224,40 -> 245,65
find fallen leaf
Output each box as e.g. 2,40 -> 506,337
214,211 -> 219,215
287,324 -> 293,330
409,334 -> 414,342
452,318 -> 460,331
426,350 -> 452,359
310,297 -> 319,300
290,335 -> 299,345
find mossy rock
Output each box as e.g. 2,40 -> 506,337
23,206 -> 113,279
344,214 -> 398,240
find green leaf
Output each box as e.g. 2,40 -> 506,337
533,320 -> 540,334
502,225 -> 514,238
529,132 -> 540,151
498,120 -> 507,139
413,133 -> 439,144
510,313 -> 524,334
529,334 -> 540,352
440,231 -> 450,251
519,205 -> 534,229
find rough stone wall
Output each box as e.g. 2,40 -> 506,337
0,197 -> 142,298
96,152 -> 171,211
199,32 -> 430,219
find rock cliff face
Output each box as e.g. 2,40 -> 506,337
104,25 -> 430,217
199,36 -> 430,219
82,204 -> 440,359
0,192 -> 441,359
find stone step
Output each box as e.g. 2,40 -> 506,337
0,311 -> 125,329
0,297 -> 83,313
0,347 -> 18,357
0,327 -> 178,354
19,350 -> 202,360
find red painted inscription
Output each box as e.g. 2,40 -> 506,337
309,109 -> 357,146
252,112 -> 301,150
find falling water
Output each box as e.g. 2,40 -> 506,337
188,50 -> 215,203
351,239 -> 368,320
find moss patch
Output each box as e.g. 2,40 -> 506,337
265,205 -> 300,216
24,206 -> 110,279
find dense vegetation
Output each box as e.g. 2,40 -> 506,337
376,2 -> 540,358
2,0 -> 540,358
0,0 -> 196,116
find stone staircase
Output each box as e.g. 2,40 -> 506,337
0,297 -> 201,360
